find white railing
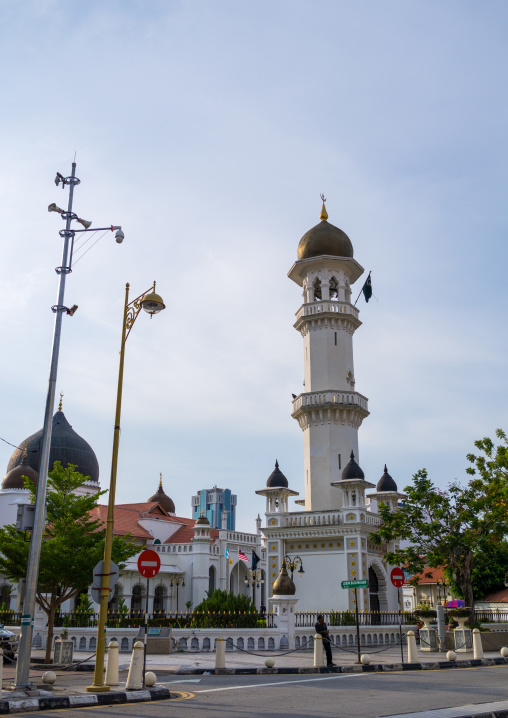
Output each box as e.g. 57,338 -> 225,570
292,391 -> 368,413
225,532 -> 259,544
284,511 -> 341,528
295,302 -> 359,322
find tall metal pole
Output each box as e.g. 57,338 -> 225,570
87,283 -> 130,692
354,589 -> 361,664
15,163 -> 78,690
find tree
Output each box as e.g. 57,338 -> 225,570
370,430 -> 508,623
194,589 -> 257,613
0,462 -> 138,662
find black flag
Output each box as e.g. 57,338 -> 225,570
252,551 -> 260,570
362,273 -> 372,303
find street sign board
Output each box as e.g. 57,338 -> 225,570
138,549 -> 161,578
390,567 -> 405,588
341,579 -> 369,589
91,560 -> 119,604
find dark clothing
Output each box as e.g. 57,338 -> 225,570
315,620 -> 333,665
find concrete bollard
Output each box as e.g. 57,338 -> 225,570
500,646 -> 508,658
215,638 -> 226,670
446,650 -> 457,662
472,629 -> 484,659
126,641 -> 144,690
314,634 -> 324,667
105,639 -> 119,687
407,631 -> 418,664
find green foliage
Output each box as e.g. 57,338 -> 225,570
330,611 -> 357,626
0,462 -> 138,660
193,589 -> 257,614
370,430 -> 508,620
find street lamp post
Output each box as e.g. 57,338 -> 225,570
15,163 -> 122,690
283,555 -> 305,581
170,576 -> 185,613
87,282 -> 165,693
243,568 -> 264,589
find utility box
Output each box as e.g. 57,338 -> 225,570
16,504 -> 35,532
136,627 -> 172,654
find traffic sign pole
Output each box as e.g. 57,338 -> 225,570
143,577 -> 149,688
398,587 -> 404,664
354,589 -> 361,664
136,549 -> 161,688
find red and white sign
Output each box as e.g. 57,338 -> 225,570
390,567 -> 405,588
137,549 -> 161,578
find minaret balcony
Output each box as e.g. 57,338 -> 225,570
294,301 -> 361,334
292,390 -> 369,429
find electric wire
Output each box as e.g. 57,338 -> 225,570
73,230 -> 110,266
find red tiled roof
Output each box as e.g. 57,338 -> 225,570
92,502 -> 219,543
406,566 -> 446,584
481,588 -> 508,603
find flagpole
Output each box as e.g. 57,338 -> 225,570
354,271 -> 371,307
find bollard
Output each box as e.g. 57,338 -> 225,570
472,629 -> 484,659
215,638 -> 226,670
105,639 -> 119,687
126,641 -> 144,690
446,650 -> 457,661
406,631 -> 418,664
500,646 -> 508,658
314,634 -> 324,667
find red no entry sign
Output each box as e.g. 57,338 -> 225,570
390,567 -> 405,588
137,549 -> 161,578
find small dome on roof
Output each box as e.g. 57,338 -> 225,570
266,460 -> 289,489
272,563 -> 295,596
2,447 -> 38,490
195,514 -> 210,526
341,451 -> 365,481
147,475 -> 176,514
376,465 -> 398,492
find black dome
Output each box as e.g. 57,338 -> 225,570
341,451 -> 365,480
6,410 -> 99,484
2,450 -> 38,490
266,460 -> 289,488
377,465 -> 397,492
147,478 -> 175,514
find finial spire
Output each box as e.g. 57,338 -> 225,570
22,442 -> 28,462
275,459 -> 279,469
58,391 -> 64,412
319,193 -> 328,221
159,472 -> 163,490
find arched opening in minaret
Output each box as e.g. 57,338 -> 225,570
312,277 -> 322,300
329,276 -> 338,299
209,565 -> 216,594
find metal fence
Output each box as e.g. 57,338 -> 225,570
295,610 -> 417,627
51,610 -> 274,629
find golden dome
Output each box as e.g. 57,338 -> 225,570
272,563 -> 296,596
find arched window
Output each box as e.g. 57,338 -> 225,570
154,584 -> 166,612
209,566 -> 216,594
131,584 -> 144,612
109,583 -> 124,611
313,277 -> 322,300
329,276 -> 338,299
369,566 -> 380,617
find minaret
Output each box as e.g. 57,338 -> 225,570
288,197 -> 369,511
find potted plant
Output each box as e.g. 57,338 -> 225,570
447,607 -> 471,628
414,607 -> 436,628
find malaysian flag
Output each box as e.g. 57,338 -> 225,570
238,550 -> 249,562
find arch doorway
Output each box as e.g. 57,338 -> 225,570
154,584 -> 167,612
209,566 -> 216,594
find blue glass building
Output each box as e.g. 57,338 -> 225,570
191,486 -> 236,530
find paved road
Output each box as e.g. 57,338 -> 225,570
22,664 -> 508,717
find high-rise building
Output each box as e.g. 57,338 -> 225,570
192,486 -> 236,530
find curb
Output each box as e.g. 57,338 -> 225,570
174,655 -> 508,675
0,687 -> 172,714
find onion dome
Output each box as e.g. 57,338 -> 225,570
297,198 -> 353,261
377,465 -> 398,492
2,445 -> 38,490
195,513 -> 210,526
147,474 -> 176,514
341,451 -> 365,481
6,407 -> 99,484
266,460 -> 289,489
272,563 -> 295,596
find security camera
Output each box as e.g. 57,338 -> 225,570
115,229 -> 124,244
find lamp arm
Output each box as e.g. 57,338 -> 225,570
124,282 -> 156,343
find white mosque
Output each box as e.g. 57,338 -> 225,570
0,199 -> 402,615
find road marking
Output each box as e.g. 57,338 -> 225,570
158,679 -> 202,684
194,673 -> 368,693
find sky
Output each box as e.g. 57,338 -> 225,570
1,0 -> 507,532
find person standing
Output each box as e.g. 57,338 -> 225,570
315,614 -> 335,666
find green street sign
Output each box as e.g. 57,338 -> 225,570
341,579 -> 369,589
